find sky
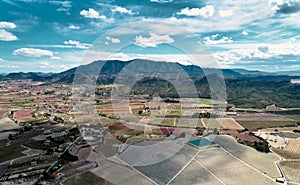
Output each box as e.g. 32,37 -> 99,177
0,0 -> 300,73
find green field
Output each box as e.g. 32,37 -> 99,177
237,121 -> 297,131
0,130 -> 43,163
0,145 -> 26,163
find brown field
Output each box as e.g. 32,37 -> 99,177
272,139 -> 300,159
280,161 -> 300,184
201,118 -> 221,129
217,118 -> 244,130
259,126 -> 300,132
234,113 -> 294,121
285,139 -> 300,155
236,121 -> 296,131
0,117 -> 20,132
63,171 -> 114,185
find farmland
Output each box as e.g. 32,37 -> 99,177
280,161 -> 300,184
234,113 -> 297,131
272,138 -> 300,159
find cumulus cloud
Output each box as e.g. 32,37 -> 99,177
68,25 -> 80,30
0,21 -> 18,41
135,32 -> 174,47
0,58 -> 3,62
63,40 -> 92,49
218,9 -> 233,17
111,6 -> 133,15
203,34 -> 233,45
105,36 -> 121,44
177,5 -> 215,18
0,29 -> 18,41
242,31 -> 248,35
214,44 -> 300,65
0,21 -> 16,29
12,48 -> 53,57
80,8 -> 106,19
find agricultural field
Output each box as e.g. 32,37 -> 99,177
0,117 -> 20,132
234,113 -> 297,131
213,135 -> 280,178
196,147 -> 278,184
217,118 -> 244,130
280,161 -> 300,184
272,138 -> 300,159
237,121 -> 297,131
0,130 -> 43,163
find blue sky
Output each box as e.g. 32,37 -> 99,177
0,0 -> 300,72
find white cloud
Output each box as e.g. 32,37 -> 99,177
63,40 -> 92,49
50,56 -> 62,60
0,29 -> 18,41
214,44 -> 300,65
68,25 -> 80,30
39,62 -> 50,69
203,34 -> 233,45
0,64 -> 20,69
150,0 -> 173,3
289,37 -> 296,43
0,21 -> 16,29
49,1 -> 72,14
242,31 -> 248,35
135,32 -> 174,47
0,58 -> 3,62
111,6 -> 133,15
0,21 -> 18,41
177,5 -> 215,18
105,36 -> 121,44
80,8 -> 106,19
218,9 -> 233,17
12,48 -> 53,57
85,50 -> 217,67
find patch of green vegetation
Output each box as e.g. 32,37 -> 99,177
160,118 -> 176,126
238,121 -> 297,131
199,98 -> 225,105
0,130 -> 43,163
239,139 -> 270,153
165,110 -> 181,117
20,117 -> 48,124
288,116 -> 300,122
122,129 -> 144,137
24,135 -> 71,151
60,150 -> 78,162
52,126 -> 67,133
6,163 -> 52,175
0,139 -> 8,146
0,145 -> 26,163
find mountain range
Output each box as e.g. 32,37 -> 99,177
1,59 -> 300,108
